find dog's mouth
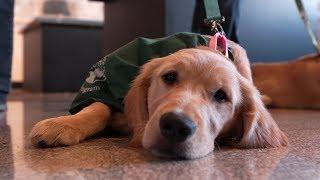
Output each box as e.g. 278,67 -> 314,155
147,140 -> 201,160
145,136 -> 214,160
150,147 -> 190,160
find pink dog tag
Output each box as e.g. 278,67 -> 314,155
209,33 -> 228,58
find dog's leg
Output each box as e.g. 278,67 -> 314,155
30,102 -> 111,147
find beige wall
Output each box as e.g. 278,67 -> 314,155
12,0 -> 104,83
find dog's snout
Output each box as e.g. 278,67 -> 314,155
159,112 -> 196,143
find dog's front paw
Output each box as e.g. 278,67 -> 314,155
30,117 -> 83,147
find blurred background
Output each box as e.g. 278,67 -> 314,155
9,0 -> 320,92
1,1 -> 320,179
13,0 -> 103,87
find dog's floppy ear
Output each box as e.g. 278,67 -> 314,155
228,40 -> 253,82
237,77 -> 288,148
124,58 -> 163,147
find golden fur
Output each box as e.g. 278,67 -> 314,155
30,42 -> 288,159
252,54 -> 320,109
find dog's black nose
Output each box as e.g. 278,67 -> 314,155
159,112 -> 196,143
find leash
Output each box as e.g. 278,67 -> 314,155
203,0 -> 225,35
294,0 -> 320,56
203,0 -> 234,60
204,0 -> 320,61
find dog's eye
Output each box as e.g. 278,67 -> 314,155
213,89 -> 228,103
162,71 -> 177,85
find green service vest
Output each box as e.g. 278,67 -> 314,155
69,32 -> 210,114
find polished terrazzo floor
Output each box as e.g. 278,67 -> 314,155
1,91 -> 320,179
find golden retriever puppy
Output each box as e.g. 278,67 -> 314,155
252,54 -> 320,109
30,43 -> 288,159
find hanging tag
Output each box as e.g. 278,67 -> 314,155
209,32 -> 228,58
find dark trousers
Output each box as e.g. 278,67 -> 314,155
0,0 -> 14,103
192,0 -> 240,42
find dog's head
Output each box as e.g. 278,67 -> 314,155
125,45 -> 288,159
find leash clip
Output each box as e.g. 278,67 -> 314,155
204,16 -> 226,35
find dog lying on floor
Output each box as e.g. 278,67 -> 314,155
30,33 -> 288,159
252,54 -> 320,109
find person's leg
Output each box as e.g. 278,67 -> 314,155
192,0 -> 240,42
192,0 -> 212,35
0,0 -> 14,111
218,0 -> 240,42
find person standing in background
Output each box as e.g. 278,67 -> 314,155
0,0 -> 14,112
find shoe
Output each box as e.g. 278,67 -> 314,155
0,103 -> 7,112
0,93 -> 7,112
0,110 -> 5,120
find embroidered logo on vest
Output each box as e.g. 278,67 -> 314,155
85,60 -> 106,84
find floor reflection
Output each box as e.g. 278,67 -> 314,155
0,111 -> 14,179
1,92 -> 320,179
7,101 -> 25,150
